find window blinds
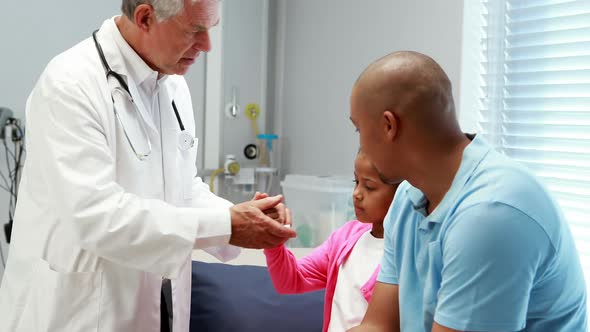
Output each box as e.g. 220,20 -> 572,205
480,0 -> 590,299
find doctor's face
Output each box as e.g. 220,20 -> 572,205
147,0 -> 219,75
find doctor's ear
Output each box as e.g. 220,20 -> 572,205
134,4 -> 156,31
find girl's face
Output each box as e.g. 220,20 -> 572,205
353,153 -> 397,224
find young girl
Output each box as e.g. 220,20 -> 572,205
264,150 -> 398,332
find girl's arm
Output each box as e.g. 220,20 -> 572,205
263,235 -> 333,294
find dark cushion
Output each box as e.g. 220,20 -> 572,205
190,261 -> 325,332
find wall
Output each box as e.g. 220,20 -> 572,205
274,0 -> 465,178
0,1 -> 208,279
217,0 -> 270,203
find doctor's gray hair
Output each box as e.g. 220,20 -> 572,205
122,0 -> 200,22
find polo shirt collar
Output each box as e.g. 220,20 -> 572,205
406,134 -> 491,227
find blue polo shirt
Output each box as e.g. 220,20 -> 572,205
378,135 -> 587,331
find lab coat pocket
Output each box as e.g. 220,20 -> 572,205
180,145 -> 197,200
16,258 -> 102,332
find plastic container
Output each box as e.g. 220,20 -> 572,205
281,174 -> 355,247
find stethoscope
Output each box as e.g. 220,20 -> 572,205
92,30 -> 195,161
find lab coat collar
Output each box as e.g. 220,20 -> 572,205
103,18 -> 179,96
103,17 -> 162,93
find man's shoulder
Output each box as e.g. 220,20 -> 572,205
43,38 -> 100,85
472,149 -> 539,190
449,151 -> 567,247
461,151 -> 558,219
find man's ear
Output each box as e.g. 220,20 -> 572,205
383,110 -> 398,142
134,4 -> 156,32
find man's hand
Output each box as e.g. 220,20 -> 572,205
229,195 -> 297,249
251,192 -> 292,228
252,192 -> 268,200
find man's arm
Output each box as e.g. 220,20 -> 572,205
347,282 -> 400,332
433,202 -> 551,331
190,177 -> 240,261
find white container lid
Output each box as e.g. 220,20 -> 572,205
281,174 -> 353,193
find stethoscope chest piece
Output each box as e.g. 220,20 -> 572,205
178,132 -> 195,151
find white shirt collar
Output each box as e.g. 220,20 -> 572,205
104,17 -> 168,96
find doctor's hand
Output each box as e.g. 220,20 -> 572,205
229,195 -> 297,249
251,192 -> 291,228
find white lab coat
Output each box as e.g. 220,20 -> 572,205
0,18 -> 238,331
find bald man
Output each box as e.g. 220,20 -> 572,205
348,51 -> 587,332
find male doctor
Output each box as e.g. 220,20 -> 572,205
0,0 -> 296,331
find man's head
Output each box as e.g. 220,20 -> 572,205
349,51 -> 462,184
119,0 -> 220,75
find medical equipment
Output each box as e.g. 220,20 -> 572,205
224,155 -> 241,176
257,133 -> 278,167
0,107 -> 24,266
208,155 -> 241,193
254,134 -> 278,193
225,87 -> 239,118
172,102 -> 196,151
92,30 -> 194,160
208,100 -> 279,199
244,103 -> 262,161
244,143 -> 258,160
245,103 -> 260,135
0,108 -> 13,138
